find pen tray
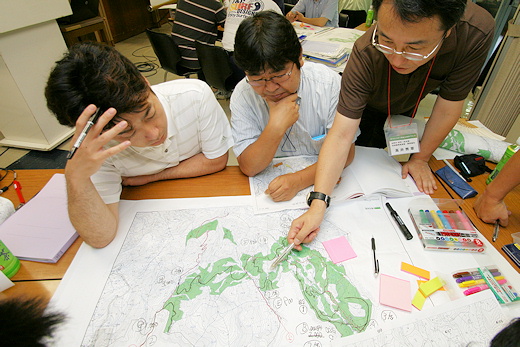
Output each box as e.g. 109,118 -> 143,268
451,265 -> 519,305
408,200 -> 485,253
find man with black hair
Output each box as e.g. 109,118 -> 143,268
289,0 -> 494,250
45,43 -> 233,248
231,11 -> 358,202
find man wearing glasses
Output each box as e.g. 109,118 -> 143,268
230,11 -> 358,202
288,0 -> 494,250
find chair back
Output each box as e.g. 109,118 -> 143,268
195,42 -> 233,92
339,12 -> 349,28
146,29 -> 184,76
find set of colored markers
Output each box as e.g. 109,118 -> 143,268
408,207 -> 486,253
452,266 -> 519,304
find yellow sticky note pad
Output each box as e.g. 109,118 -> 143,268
419,277 -> 445,297
412,290 -> 426,310
418,280 -> 445,291
401,262 -> 430,280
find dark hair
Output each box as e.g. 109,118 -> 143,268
491,318 -> 520,347
372,0 -> 467,31
0,297 -> 65,346
45,42 -> 150,127
234,10 -> 301,75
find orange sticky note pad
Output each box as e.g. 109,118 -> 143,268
412,290 -> 426,310
401,262 -> 430,280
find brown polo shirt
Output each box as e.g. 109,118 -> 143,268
337,1 -> 495,119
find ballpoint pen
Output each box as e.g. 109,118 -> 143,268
371,237 -> 379,275
270,243 -> 295,270
67,107 -> 104,160
385,202 -> 413,240
493,220 -> 499,242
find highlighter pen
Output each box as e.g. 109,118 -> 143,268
455,210 -> 473,230
492,220 -> 500,242
424,210 -> 435,225
419,210 -> 430,224
436,210 -> 450,229
453,268 -> 499,278
463,280 -> 508,296
442,210 -> 458,229
456,271 -> 501,283
67,107 -> 104,160
429,210 -> 444,229
459,276 -> 505,288
385,202 -> 413,240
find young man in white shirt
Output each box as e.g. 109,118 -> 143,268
45,43 -> 233,248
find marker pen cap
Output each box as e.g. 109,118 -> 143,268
0,240 -> 20,279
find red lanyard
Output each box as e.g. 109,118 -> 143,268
387,56 -> 436,128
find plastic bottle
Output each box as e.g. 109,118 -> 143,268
365,5 -> 374,27
0,240 -> 20,279
486,137 -> 520,184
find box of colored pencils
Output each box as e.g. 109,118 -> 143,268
408,206 -> 486,253
451,265 -> 519,304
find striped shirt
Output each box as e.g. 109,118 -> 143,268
92,80 -> 233,204
172,0 -> 227,70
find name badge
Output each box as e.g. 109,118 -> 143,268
384,119 -> 420,156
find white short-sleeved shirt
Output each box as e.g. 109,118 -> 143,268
221,2 -> 282,52
230,61 -> 358,158
92,79 -> 233,204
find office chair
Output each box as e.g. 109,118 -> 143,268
195,41 -> 234,93
145,29 -> 200,81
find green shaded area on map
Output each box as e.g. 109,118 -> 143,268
439,129 -> 492,160
163,220 -> 372,337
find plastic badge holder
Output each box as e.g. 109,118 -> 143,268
451,265 -> 520,305
408,199 -> 486,253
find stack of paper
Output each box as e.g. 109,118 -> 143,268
0,174 -> 78,263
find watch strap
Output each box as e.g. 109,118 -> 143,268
307,191 -> 331,208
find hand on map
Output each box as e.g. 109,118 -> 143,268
474,192 -> 511,226
287,203 -> 326,251
401,156 -> 437,195
265,93 -> 300,134
65,105 -> 130,181
265,173 -> 301,201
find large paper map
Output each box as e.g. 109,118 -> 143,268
81,206 -> 372,346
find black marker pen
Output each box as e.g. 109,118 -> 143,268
385,202 -> 413,240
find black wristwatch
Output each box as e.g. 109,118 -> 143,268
306,191 -> 331,208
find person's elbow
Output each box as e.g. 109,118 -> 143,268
80,228 -> 117,249
236,155 -> 262,177
211,152 -> 229,173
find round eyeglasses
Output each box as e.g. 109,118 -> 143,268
371,25 -> 445,61
246,63 -> 295,87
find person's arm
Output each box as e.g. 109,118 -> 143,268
288,113 -> 360,250
266,143 -> 355,201
236,93 -> 300,176
474,151 -> 520,226
122,152 -> 228,186
65,106 -> 132,248
401,96 -> 464,194
294,12 -> 329,27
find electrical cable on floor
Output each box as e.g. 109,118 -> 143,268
132,46 -> 160,77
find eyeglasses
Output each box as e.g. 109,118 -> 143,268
371,25 -> 445,61
246,63 -> 295,87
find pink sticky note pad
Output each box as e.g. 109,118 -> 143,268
379,274 -> 412,312
323,236 -> 357,264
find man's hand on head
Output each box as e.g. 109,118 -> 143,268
65,105 -> 131,181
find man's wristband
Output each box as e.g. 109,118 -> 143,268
306,191 -> 331,208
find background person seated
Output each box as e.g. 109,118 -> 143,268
286,0 -> 338,27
